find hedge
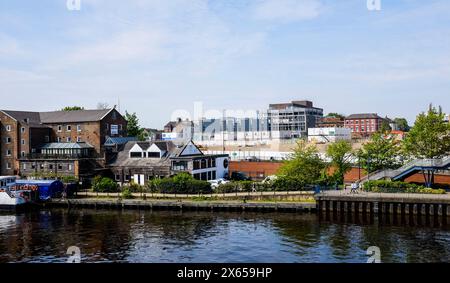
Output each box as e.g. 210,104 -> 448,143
363,180 -> 446,194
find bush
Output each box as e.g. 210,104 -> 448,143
363,180 -> 446,194
271,176 -> 312,191
121,187 -> 133,199
146,173 -> 212,194
92,177 -> 119,193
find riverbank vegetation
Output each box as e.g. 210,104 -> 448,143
363,180 -> 446,194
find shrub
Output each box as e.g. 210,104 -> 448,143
363,180 -> 446,194
92,177 -> 119,193
147,173 -> 212,194
271,176 -> 311,191
121,187 -> 133,199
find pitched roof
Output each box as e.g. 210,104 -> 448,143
40,142 -> 94,149
1,110 -> 41,124
104,137 -> 138,146
39,109 -> 113,123
1,109 -> 116,124
346,113 -> 383,120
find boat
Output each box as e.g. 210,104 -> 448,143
0,176 -> 37,210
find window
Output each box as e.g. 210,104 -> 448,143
124,175 -> 130,181
115,174 -> 121,181
57,137 -> 61,143
77,125 -> 82,132
68,164 -> 73,171
77,137 -> 82,142
6,162 -> 11,170
21,151 -> 25,157
31,163 -> 36,169
58,164 -> 63,170
6,125 -> 11,131
58,125 -> 62,132
23,163 -> 27,170
105,123 -> 109,130
67,137 -> 71,142
21,139 -> 25,145
147,152 -> 160,158
40,164 -> 44,169
21,127 -> 25,133
130,152 -> 142,158
5,137 -> 11,144
49,164 -> 54,170
6,149 -> 11,156
67,125 -> 72,132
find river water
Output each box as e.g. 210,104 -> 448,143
0,208 -> 449,263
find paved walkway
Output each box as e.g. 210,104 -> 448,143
76,191 -> 314,198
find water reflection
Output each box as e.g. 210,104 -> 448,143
0,209 -> 449,263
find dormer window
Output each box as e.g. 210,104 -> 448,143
130,152 -> 142,158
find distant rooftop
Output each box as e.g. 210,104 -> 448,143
346,113 -> 383,120
1,108 -> 116,124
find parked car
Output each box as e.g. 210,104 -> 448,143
208,178 -> 229,189
230,172 -> 251,181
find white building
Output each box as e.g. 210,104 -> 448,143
307,127 -> 352,143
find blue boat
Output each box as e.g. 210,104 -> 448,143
15,180 -> 64,201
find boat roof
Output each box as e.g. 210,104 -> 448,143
16,180 -> 62,185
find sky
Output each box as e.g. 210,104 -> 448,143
0,0 -> 449,128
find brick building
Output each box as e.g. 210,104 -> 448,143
344,113 -> 385,138
0,108 -> 127,181
316,116 -> 345,128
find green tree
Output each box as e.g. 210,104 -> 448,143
326,113 -> 346,119
379,120 -> 392,134
326,140 -> 353,185
278,140 -> 326,186
403,105 -> 450,159
125,111 -> 144,139
357,133 -> 402,173
62,106 -> 84,111
393,118 -> 410,132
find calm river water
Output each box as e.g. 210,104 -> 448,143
0,209 -> 449,263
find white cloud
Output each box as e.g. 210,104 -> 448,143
253,0 -> 323,22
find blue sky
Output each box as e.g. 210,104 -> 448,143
0,0 -> 449,128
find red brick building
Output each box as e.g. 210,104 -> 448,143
344,113 -> 385,138
0,108 -> 127,181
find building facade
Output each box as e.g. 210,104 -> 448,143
109,140 -> 229,185
268,100 -> 323,139
0,108 -> 127,181
307,127 -> 352,143
344,113 -> 385,138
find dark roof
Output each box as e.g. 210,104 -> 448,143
108,141 -> 171,168
39,109 -> 113,123
1,110 -> 41,124
1,109 -> 116,124
346,113 -> 383,120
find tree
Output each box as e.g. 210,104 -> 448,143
326,113 -> 346,119
278,140 -> 326,186
403,105 -> 450,159
379,120 -> 392,134
393,118 -> 410,132
125,111 -> 144,139
357,133 -> 402,173
326,140 -> 353,185
97,102 -> 109,110
62,106 -> 84,111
